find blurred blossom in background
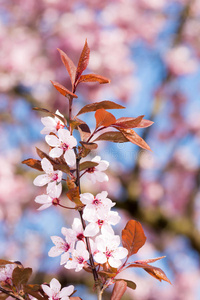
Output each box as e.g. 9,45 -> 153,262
1,0 -> 200,299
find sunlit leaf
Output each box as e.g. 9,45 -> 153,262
12,267 -> 32,287
134,256 -> 166,264
76,101 -> 125,116
95,108 -> 116,128
22,159 -> 43,171
57,48 -> 77,86
0,260 -> 16,267
120,128 -> 151,151
94,131 -> 128,143
75,39 -> 90,84
80,141 -> 98,150
24,284 -> 47,300
66,187 -> 83,207
115,279 -> 136,290
78,74 -> 110,84
122,220 -> 146,257
111,280 -> 127,300
79,161 -> 98,171
78,122 -> 91,141
136,119 -> 154,128
50,81 -> 78,98
114,115 -> 144,129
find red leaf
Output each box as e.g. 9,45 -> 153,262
50,81 -> 78,98
94,131 -> 128,143
95,108 -> 116,128
12,267 -> 32,287
111,280 -> 127,300
120,128 -> 151,151
122,220 -> 146,257
78,74 -> 110,84
76,101 -> 125,116
57,48 -> 77,86
75,39 -> 90,84
80,141 -> 98,150
79,161 -> 98,171
137,119 -> 154,128
22,159 -> 43,171
134,256 -> 166,264
114,115 -> 144,129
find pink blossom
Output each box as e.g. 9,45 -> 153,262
0,264 -> 15,282
85,156 -> 109,183
61,218 -> 85,242
94,234 -> 128,268
83,207 -> 120,237
42,278 -> 74,300
48,235 -> 74,265
34,182 -> 62,210
33,158 -> 62,187
41,110 -> 65,135
45,129 -> 77,167
65,241 -> 89,272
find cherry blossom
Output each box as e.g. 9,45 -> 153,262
33,158 -> 62,187
0,264 -> 15,283
61,218 -> 85,242
94,234 -> 128,268
40,110 -> 65,135
48,235 -> 74,265
83,207 -> 120,237
85,156 -> 109,183
65,241 -> 89,272
80,191 -> 115,216
42,278 -> 74,300
45,129 -> 77,167
34,182 -> 62,210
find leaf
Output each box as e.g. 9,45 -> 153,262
57,48 -> 77,86
134,256 -> 166,264
114,115 -> 144,129
121,279 -> 137,290
24,284 -> 47,300
76,101 -> 125,116
94,131 -> 129,143
122,220 -> 146,257
127,263 -> 171,284
80,141 -> 98,150
36,148 -> 70,174
33,107 -> 67,127
78,74 -> 110,84
78,123 -> 91,142
75,39 -> 90,84
111,280 -> 127,300
22,159 -> 43,171
66,187 -> 83,207
79,161 -> 98,171
12,267 -> 32,287
136,119 -> 154,128
120,128 -> 151,151
0,260 -> 16,266
50,81 -> 78,99
95,108 -> 116,128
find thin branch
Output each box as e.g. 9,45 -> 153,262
0,286 -> 24,300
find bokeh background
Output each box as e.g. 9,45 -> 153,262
1,0 -> 200,299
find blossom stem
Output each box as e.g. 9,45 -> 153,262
0,286 -> 24,300
68,96 -> 73,135
58,203 -> 75,209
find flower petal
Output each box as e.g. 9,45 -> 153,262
33,174 -> 50,186
64,149 -> 76,166
45,135 -> 60,147
49,147 -> 63,158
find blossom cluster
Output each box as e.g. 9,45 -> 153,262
33,112 -> 128,272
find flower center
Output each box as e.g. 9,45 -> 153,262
77,233 -> 84,240
97,219 -> 104,226
93,198 -> 101,206
51,173 -> 58,181
52,198 -> 60,206
56,121 -> 64,131
77,256 -> 84,264
105,250 -> 113,258
64,243 -> 70,252
87,167 -> 95,173
61,142 -> 69,151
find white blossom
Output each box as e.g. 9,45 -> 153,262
48,235 -> 74,265
34,182 -> 62,210
65,241 -> 89,272
41,110 -> 65,135
42,278 -> 74,300
85,156 -> 109,183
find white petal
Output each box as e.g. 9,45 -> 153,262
95,171 -> 109,182
108,257 -> 122,268
92,156 -> 101,163
96,160 -> 109,171
48,183 -> 62,198
67,135 -> 77,148
41,158 -> 54,174
101,224 -> 114,236
49,147 -> 63,158
45,135 -> 60,147
114,247 -> 128,259
80,193 -> 94,205
41,116 -> 56,128
60,252 -> 70,265
94,252 -> 107,264
37,203 -> 52,210
65,260 -> 77,270
35,194 -> 51,204
48,246 -> 63,257
60,286 -> 74,298
50,278 -> 61,293
64,149 -> 76,166
33,174 -> 50,186
51,236 -> 65,246
41,284 -> 53,297
58,128 -> 70,141
84,223 -> 99,237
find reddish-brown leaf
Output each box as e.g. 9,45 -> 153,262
57,48 -> 77,86
51,81 -> 78,98
79,161 -> 98,171
80,141 -> 98,150
127,263 -> 171,284
22,159 -> 43,171
78,123 -> 91,141
111,280 -> 127,300
66,187 -> 82,207
134,256 -> 166,264
114,115 -> 144,129
94,131 -> 129,143
24,284 -> 47,300
0,260 -> 16,266
136,119 -> 154,128
75,39 -> 90,84
78,74 -> 110,84
12,267 -> 32,287
120,128 -> 151,151
95,108 -> 116,128
76,101 -> 125,116
122,220 -> 146,257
